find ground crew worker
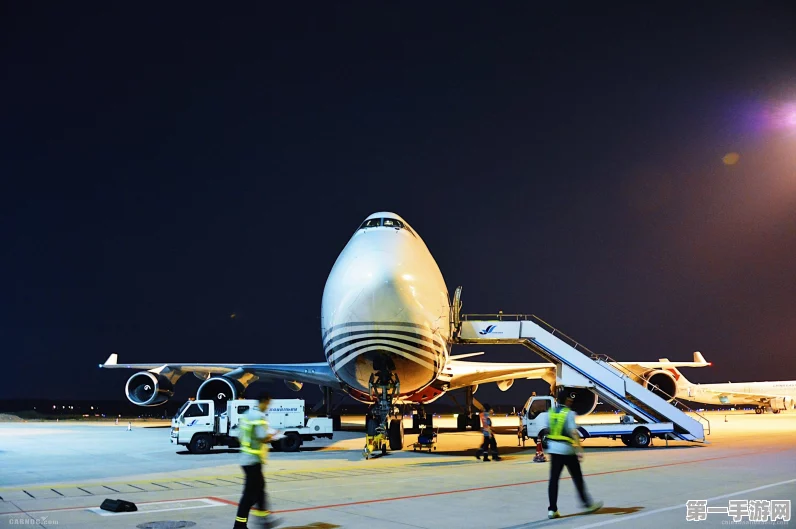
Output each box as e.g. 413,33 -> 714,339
475,405 -> 502,461
542,389 -> 602,519
235,391 -> 280,529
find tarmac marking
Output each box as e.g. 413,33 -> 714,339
102,485 -> 119,493
572,477 -> 796,529
0,496 -> 229,515
212,447 -> 791,514
50,489 -> 64,496
87,497 -> 227,517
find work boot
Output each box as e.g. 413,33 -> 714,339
584,501 -> 603,514
482,456 -> 490,462
492,455 -> 502,461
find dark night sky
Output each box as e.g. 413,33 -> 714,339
2,3 -> 796,404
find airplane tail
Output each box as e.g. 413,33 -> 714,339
657,352 -> 703,387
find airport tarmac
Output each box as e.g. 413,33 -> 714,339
1,411 -> 794,528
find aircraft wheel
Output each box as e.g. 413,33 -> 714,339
456,414 -> 466,431
772,409 -> 781,414
389,418 -> 404,450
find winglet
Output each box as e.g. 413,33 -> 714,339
100,353 -> 118,368
693,351 -> 710,365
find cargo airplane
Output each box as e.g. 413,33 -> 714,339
101,212 -> 709,451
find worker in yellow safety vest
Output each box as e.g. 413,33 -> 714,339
235,391 -> 281,529
543,389 -> 602,519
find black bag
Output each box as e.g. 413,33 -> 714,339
100,498 -> 137,512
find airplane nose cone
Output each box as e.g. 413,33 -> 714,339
321,230 -> 450,396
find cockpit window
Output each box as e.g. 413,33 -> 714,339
359,218 -> 382,229
382,218 -> 404,229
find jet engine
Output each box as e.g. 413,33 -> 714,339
196,376 -> 245,410
496,379 -> 514,392
125,372 -> 173,406
285,380 -> 304,392
773,396 -> 794,411
558,387 -> 599,415
643,370 -> 677,401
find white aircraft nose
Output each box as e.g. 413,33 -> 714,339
322,226 -> 449,395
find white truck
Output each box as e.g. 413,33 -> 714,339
520,395 -> 677,448
170,399 -> 333,454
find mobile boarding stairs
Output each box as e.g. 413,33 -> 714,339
452,310 -> 709,444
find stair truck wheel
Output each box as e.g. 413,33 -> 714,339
631,427 -> 651,448
620,435 -> 631,446
389,418 -> 404,450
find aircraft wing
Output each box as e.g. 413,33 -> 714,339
99,353 -> 341,389
612,352 -> 711,377
446,350 -> 710,390
446,360 -> 555,390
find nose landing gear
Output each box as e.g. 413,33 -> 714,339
364,369 -> 402,459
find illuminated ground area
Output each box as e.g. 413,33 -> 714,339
1,411 -> 794,528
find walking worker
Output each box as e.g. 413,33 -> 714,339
235,391 -> 280,529
543,388 -> 602,519
476,404 -> 502,461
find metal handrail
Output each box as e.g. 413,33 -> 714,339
589,353 -> 710,437
460,312 -> 710,438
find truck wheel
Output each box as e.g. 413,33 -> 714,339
620,435 -> 631,446
631,427 -> 651,448
280,432 -> 301,452
270,441 -> 281,451
755,407 -> 762,415
389,418 -> 404,450
537,428 -> 549,445
190,434 -> 212,454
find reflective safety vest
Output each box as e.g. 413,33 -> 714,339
547,406 -> 574,444
240,413 -> 268,463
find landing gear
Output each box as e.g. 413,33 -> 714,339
363,367 -> 401,459
413,405 -> 433,433
772,408 -> 781,414
455,386 -> 482,431
389,418 -> 405,450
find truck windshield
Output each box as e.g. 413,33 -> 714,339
174,401 -> 190,419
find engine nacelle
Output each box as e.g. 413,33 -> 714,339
125,371 -> 173,406
558,387 -> 599,415
773,396 -> 794,410
197,376 -> 245,411
284,380 -> 303,392
496,379 -> 514,392
643,370 -> 677,402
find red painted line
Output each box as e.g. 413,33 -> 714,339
212,448 -> 783,514
208,496 -> 238,506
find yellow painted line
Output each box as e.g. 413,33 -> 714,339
0,455 -> 495,492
